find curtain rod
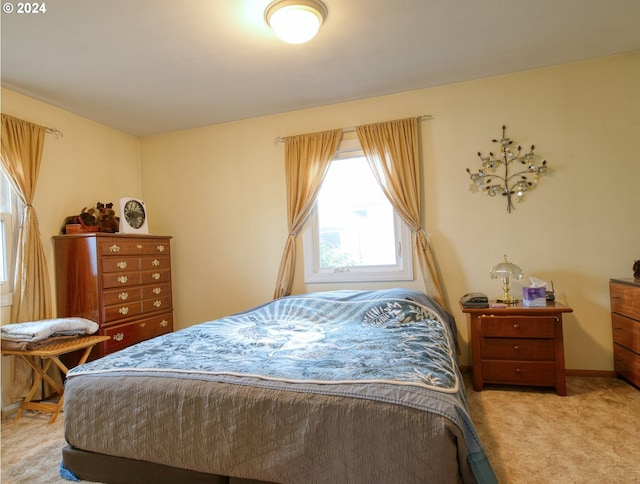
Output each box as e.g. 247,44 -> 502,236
1,114 -> 64,138
273,114 -> 433,145
46,127 -> 63,139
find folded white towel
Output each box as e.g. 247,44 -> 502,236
0,317 -> 99,342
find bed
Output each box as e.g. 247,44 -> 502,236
61,289 -> 496,484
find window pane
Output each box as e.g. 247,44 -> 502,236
0,172 -> 17,287
0,219 -> 6,282
0,172 -> 12,213
316,157 -> 396,268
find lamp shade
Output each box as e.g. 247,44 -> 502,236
490,255 -> 524,304
490,256 -> 524,280
265,0 -> 327,44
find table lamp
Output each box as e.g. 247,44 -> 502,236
490,255 -> 524,304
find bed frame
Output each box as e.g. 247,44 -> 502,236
62,445 -> 270,484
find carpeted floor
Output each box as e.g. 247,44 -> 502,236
464,375 -> 640,483
1,374 -> 639,483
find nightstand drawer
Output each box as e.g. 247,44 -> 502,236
480,316 -> 556,338
482,360 -> 556,385
481,338 -> 555,360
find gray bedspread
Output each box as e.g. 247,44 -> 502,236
64,289 -> 496,483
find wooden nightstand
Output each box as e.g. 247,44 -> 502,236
461,301 -> 573,395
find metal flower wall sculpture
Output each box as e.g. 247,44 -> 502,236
466,125 -> 548,213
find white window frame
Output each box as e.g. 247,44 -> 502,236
0,173 -> 19,307
302,136 -> 414,284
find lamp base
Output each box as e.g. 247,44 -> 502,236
496,295 -> 519,305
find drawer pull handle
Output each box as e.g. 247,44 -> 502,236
117,261 -> 127,269
152,273 -> 161,280
157,245 -> 165,252
109,244 -> 120,253
153,287 -> 162,295
118,276 -> 128,284
513,345 -> 520,350
513,323 -> 520,329
152,259 -> 160,267
153,300 -> 162,308
137,244 -> 143,249
119,306 -> 129,315
119,292 -> 129,300
160,320 -> 169,328
139,322 -> 146,328
113,333 -> 124,342
515,368 -> 521,373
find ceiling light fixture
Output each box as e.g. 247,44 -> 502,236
265,0 -> 327,44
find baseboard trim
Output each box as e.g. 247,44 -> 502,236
565,369 -> 617,378
1,402 -> 21,419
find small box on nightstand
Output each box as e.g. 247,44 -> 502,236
522,286 -> 546,306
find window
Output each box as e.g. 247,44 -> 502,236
0,171 -> 20,306
302,138 -> 413,283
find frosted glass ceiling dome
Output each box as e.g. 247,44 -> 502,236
265,0 -> 328,44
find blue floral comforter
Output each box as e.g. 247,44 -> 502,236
73,290 -> 457,392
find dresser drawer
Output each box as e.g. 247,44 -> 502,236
102,312 -> 173,354
99,239 -> 171,257
141,268 -> 171,285
482,360 -> 557,385
611,313 -> 640,354
481,338 -> 555,360
480,316 -> 556,338
142,295 -> 172,313
141,255 -> 170,271
102,287 -> 142,306
102,271 -> 142,289
103,301 -> 143,322
610,282 -> 640,321
101,256 -> 141,273
141,283 -> 171,300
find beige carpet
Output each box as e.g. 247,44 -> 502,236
1,375 -> 639,483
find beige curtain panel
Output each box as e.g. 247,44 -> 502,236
356,117 -> 448,310
273,129 -> 342,299
1,114 -> 54,399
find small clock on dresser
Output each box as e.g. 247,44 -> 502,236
119,197 -> 149,234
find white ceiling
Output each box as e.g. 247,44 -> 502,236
2,0 -> 639,137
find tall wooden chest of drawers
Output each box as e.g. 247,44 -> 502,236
53,234 -> 173,359
462,301 -> 573,395
610,278 -> 640,388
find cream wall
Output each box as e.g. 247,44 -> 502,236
142,53 -> 639,373
0,54 -> 638,411
0,88 -> 141,409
